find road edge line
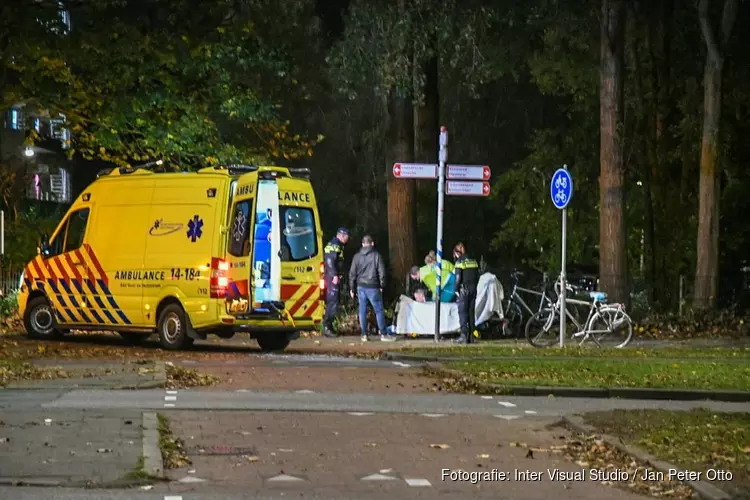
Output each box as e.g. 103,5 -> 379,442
562,415 -> 732,500
142,412 -> 164,478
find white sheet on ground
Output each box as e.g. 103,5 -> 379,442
394,273 -> 504,335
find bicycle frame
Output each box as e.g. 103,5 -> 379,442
505,276 -> 553,317
540,295 -> 625,346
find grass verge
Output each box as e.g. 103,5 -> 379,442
402,345 -> 750,360
582,409 -> 750,497
433,358 -> 750,391
157,414 -> 191,469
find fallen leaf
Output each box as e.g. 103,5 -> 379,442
246,456 -> 259,462
477,453 -> 489,459
430,444 -> 451,449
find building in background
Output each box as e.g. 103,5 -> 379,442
1,2 -> 73,205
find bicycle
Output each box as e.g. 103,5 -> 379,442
501,271 -> 555,337
524,277 -> 633,348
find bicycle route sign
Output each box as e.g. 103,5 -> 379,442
550,168 -> 573,209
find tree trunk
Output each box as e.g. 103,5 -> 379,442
414,56 -> 439,163
386,90 -> 416,293
599,0 -> 629,306
693,0 -> 738,309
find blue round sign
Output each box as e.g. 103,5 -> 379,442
550,168 -> 573,209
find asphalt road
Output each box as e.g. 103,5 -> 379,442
2,388 -> 739,417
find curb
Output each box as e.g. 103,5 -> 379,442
141,412 -> 164,478
384,351 -> 750,364
562,415 -> 732,500
423,362 -> 750,402
0,478 -> 63,487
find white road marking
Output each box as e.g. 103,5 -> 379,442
380,468 -> 394,474
236,389 -> 249,392
267,473 -> 305,482
166,390 -> 178,395
497,401 -> 517,408
392,361 -> 411,368
525,410 -> 538,415
178,476 -> 206,483
295,389 -> 315,394
420,413 -> 445,418
164,496 -> 183,500
164,403 -> 175,408
481,396 -> 493,400
164,396 -> 177,401
348,412 -> 374,416
493,414 -> 520,420
405,478 -> 432,487
362,473 -> 397,481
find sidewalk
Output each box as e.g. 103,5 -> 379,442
0,409 -> 143,487
6,361 -> 165,390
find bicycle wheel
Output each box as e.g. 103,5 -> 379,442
502,302 -> 523,337
589,306 -> 633,348
525,310 -> 560,348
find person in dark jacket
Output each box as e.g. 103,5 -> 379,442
348,235 -> 392,342
453,242 -> 480,344
322,227 -> 349,337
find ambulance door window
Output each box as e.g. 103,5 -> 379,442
279,207 -> 317,261
228,200 -> 252,257
64,208 -> 90,253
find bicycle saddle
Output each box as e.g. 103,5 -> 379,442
589,291 -> 607,302
511,270 -> 524,278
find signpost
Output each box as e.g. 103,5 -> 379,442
392,128 -> 491,343
392,163 -> 438,179
550,165 -> 573,348
446,165 -> 491,181
446,181 -> 491,197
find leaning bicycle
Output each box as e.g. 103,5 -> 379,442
524,280 -> 633,348
501,271 -> 554,337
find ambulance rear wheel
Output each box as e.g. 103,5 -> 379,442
24,296 -> 64,339
157,304 -> 191,350
256,333 -> 290,352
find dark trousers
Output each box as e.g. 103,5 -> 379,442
457,289 -> 477,342
323,277 -> 340,331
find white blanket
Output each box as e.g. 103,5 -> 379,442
394,273 -> 504,335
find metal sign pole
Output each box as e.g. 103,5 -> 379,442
560,203 -> 566,348
559,164 -> 569,348
1,210 -> 4,255
434,126 -> 447,343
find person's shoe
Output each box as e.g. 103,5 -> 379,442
360,334 -> 368,342
323,329 -> 337,338
454,335 -> 468,344
380,334 -> 395,342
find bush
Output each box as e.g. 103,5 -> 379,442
0,290 -> 20,328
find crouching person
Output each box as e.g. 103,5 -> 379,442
349,235 -> 393,342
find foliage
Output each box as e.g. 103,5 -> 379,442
583,409 -> 750,497
6,0 -> 322,169
439,358 -> 750,390
1,208 -> 61,269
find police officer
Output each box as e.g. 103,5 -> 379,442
453,242 -> 479,344
322,227 -> 350,337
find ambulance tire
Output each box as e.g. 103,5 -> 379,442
24,296 -> 64,339
157,303 -> 192,350
255,333 -> 290,352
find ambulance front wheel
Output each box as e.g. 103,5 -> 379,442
255,333 -> 290,352
24,296 -> 64,339
157,303 -> 194,350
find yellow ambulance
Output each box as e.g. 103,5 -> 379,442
17,164 -> 325,351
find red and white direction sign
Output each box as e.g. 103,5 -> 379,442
392,163 -> 438,179
446,181 -> 491,197
447,165 -> 491,181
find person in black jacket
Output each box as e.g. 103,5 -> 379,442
322,227 -> 349,337
453,242 -> 480,344
349,235 -> 392,342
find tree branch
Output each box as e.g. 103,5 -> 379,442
698,0 -> 722,63
720,0 -> 739,45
